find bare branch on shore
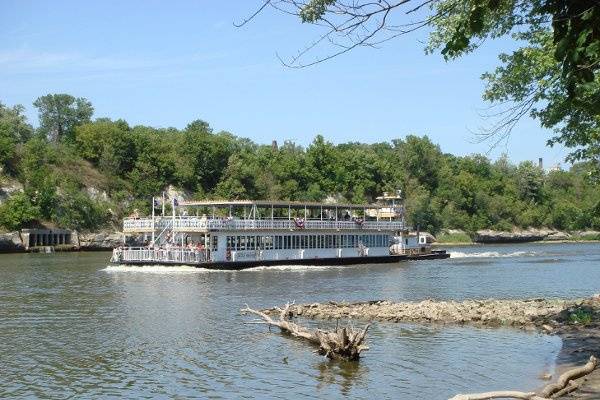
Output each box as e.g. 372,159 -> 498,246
450,355 -> 598,400
449,391 -> 546,400
540,355 -> 597,398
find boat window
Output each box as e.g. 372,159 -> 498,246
212,236 -> 218,251
264,236 -> 273,250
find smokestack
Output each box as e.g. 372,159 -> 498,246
538,157 -> 543,169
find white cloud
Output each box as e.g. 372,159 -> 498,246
0,48 -> 233,76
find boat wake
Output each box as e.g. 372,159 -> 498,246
243,264 -> 346,272
102,264 -> 346,273
450,251 -> 539,259
102,265 -> 213,274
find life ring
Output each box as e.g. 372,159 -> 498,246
294,218 -> 305,229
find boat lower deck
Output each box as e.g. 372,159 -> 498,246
113,251 -> 449,270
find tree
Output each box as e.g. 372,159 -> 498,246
393,135 -> 442,192
0,192 -> 41,230
33,94 -> 93,143
18,137 -> 58,219
0,102 -> 33,172
239,1 -> 600,165
515,161 -> 545,203
75,119 -> 135,175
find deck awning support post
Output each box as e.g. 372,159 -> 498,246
304,205 -> 307,220
320,206 -> 323,221
151,197 -> 155,246
335,206 -> 338,222
172,197 -> 176,244
271,205 -> 274,220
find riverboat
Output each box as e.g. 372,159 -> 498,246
111,191 -> 449,269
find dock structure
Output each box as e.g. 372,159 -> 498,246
21,229 -> 74,251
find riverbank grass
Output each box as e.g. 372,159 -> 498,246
435,231 -> 473,244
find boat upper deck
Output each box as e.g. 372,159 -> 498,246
124,199 -> 405,233
123,216 -> 405,233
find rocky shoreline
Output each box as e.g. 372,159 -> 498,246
265,297 -> 600,399
0,231 -> 121,252
436,228 -> 600,244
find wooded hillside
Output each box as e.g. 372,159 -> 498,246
1,95 -> 599,234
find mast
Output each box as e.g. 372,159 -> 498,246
151,197 -> 155,246
172,197 -> 176,244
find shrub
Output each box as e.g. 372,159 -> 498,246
0,192 -> 41,230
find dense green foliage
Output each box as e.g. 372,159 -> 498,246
426,0 -> 600,164
33,94 -> 93,143
0,94 -> 599,233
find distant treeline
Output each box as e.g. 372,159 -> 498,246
1,94 -> 599,233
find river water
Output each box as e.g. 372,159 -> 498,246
1,242 -> 599,399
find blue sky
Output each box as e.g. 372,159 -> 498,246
1,1 -> 568,167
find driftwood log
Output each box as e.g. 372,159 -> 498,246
450,355 -> 597,400
241,302 -> 370,361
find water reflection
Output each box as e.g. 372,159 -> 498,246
315,360 -> 368,396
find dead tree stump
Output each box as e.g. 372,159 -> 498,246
241,302 -> 370,361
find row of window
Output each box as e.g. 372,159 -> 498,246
225,234 -> 390,251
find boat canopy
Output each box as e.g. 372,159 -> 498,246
180,199 -> 374,210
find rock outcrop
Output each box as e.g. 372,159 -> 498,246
546,231 -> 572,241
474,229 -> 552,243
0,231 -> 25,252
77,232 -> 122,250
0,180 -> 24,205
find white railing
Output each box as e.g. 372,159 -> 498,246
112,247 -> 208,264
123,217 -> 404,232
